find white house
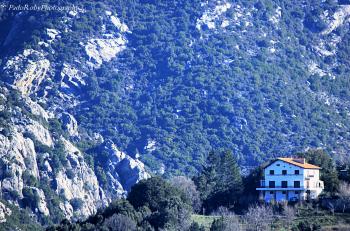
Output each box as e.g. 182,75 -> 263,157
256,157 -> 324,202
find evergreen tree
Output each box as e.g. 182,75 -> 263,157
216,151 -> 243,208
194,151 -> 221,202
219,151 -> 242,191
239,166 -> 264,209
128,177 -> 192,230
189,222 -> 205,231
194,151 -> 243,213
210,217 -> 225,231
297,149 -> 340,193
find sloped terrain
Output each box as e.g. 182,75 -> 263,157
0,84 -> 148,223
1,0 -> 350,224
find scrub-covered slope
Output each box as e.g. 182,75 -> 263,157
1,1 -> 350,219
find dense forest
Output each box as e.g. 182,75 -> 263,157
46,149 -> 350,231
1,0 -> 350,229
1,0 -> 350,176
75,0 -> 350,174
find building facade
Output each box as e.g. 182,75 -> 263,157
256,158 -> 324,202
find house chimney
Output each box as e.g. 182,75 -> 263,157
293,158 -> 305,164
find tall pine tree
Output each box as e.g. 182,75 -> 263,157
194,150 -> 243,213
297,149 -> 339,193
194,151 -> 220,201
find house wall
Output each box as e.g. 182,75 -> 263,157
264,160 -> 304,188
264,191 -> 274,202
304,169 -> 323,198
259,160 -> 324,202
263,190 -> 303,202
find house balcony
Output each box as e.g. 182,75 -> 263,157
256,186 -> 306,191
267,174 -> 303,176
257,180 -> 324,191
257,180 -> 304,190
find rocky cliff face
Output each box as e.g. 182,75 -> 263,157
102,140 -> 150,197
1,0 -> 350,224
0,202 -> 11,223
0,0 -> 152,222
0,83 -> 149,221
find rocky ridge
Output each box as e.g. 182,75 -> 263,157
0,202 -> 11,223
1,0 -> 350,224
0,85 -> 149,220
0,5 -> 149,221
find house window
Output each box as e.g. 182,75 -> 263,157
295,191 -> 299,195
294,181 -> 300,188
295,170 -> 300,175
269,181 -> 275,188
282,170 -> 287,175
270,191 -> 274,194
282,191 -> 286,194
269,170 -> 274,175
282,181 -> 288,188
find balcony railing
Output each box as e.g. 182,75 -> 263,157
258,180 -> 324,189
267,174 -> 303,176
259,180 -> 301,188
258,186 -> 304,189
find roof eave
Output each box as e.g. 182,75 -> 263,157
265,158 -> 321,169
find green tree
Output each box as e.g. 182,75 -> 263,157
194,151 -> 243,213
210,217 -> 225,231
220,151 -> 242,191
194,151 -> 221,202
128,177 -> 192,230
240,166 -> 264,208
297,149 -> 340,193
189,222 -> 205,231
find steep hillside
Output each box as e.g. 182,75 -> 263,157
0,84 -> 148,223
2,0 -> 350,172
1,0 -> 350,223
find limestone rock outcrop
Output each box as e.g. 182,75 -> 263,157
101,140 -> 150,199
0,202 -> 11,223
60,113 -> 79,137
0,89 -> 149,221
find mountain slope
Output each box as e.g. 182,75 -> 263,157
67,0 -> 350,172
1,0 -> 350,222
2,0 -> 350,171
0,84 -> 149,223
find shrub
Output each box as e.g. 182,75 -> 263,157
103,214 -> 137,231
70,198 -> 84,210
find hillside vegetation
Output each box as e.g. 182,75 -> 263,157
73,0 -> 350,173
1,0 -> 350,175
47,149 -> 350,230
1,0 -> 350,228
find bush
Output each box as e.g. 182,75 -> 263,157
189,222 -> 205,231
103,214 -> 137,231
128,177 -> 192,230
22,170 -> 39,187
70,198 -> 84,210
22,188 -> 40,209
294,220 -> 321,231
66,169 -> 75,180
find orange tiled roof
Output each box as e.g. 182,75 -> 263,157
277,158 -> 321,169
